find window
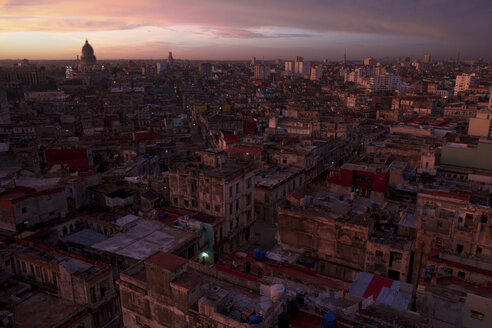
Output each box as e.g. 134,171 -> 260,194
476,246 -> 482,254
236,183 -> 239,194
456,244 -> 464,253
236,200 -> 239,211
206,203 -> 210,210
283,159 -> 287,164
247,178 -> 252,189
22,207 -> 27,214
458,271 -> 466,279
229,186 -> 233,197
90,286 -> 97,303
21,261 -> 26,273
375,250 -> 384,257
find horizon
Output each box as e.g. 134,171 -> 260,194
1,0 -> 491,60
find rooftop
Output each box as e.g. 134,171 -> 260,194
146,251 -> 187,272
90,217 -> 196,261
11,292 -> 87,328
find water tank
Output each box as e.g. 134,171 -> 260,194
347,199 -> 353,205
270,284 -> 285,302
249,315 -> 261,325
275,166 -> 281,172
278,312 -> 290,328
261,173 -> 266,178
260,250 -> 266,260
143,154 -> 150,158
244,261 -> 251,273
323,313 -> 336,328
370,201 -> 377,209
161,212 -> 168,219
339,194 -> 344,201
254,248 -> 261,260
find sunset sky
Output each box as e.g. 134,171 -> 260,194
0,0 -> 490,60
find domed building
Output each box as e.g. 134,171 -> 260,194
80,39 -> 96,66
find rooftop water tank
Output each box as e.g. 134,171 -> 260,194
270,284 -> 285,302
249,315 -> 261,325
339,194 -> 344,201
323,313 -> 336,328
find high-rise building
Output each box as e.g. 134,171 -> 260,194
199,62 -> 213,78
454,73 -> 476,95
294,56 -> 304,74
364,57 -> 376,66
156,61 -> 167,73
371,74 -> 402,92
468,110 -> 492,138
284,61 -> 294,73
253,63 -> 270,80
310,65 -> 322,81
251,56 -> 256,65
0,68 -> 10,124
423,54 -> 431,64
167,51 -> 174,66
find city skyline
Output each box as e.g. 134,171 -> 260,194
1,0 -> 491,60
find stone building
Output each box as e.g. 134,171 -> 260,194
0,239 -> 121,327
169,150 -> 256,259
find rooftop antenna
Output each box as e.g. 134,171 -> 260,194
344,49 -> 347,66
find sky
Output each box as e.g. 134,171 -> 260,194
0,0 -> 490,60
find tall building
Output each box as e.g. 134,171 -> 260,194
79,39 -> 96,70
156,61 -> 167,73
454,73 -> 477,95
364,57 -> 376,66
371,74 -> 402,92
168,150 -> 256,259
284,61 -> 294,74
167,52 -> 174,66
251,56 -> 256,65
423,54 -> 431,64
294,56 -> 303,74
468,110 -> 492,137
2,59 -> 46,85
198,62 -> 213,78
253,63 -> 270,80
310,65 -> 322,81
0,68 -> 10,124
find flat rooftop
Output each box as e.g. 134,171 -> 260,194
256,166 -> 303,189
217,249 -> 351,291
12,292 -> 87,328
90,217 -> 196,261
